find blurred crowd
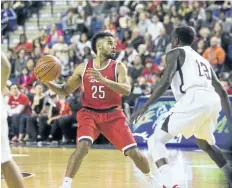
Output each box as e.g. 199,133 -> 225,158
1,0 -> 232,145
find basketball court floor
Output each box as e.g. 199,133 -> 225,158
1,145 -> 231,188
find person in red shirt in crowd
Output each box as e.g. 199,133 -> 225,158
220,80 -> 232,95
8,84 -> 31,142
14,34 -> 33,55
37,92 -> 72,143
142,58 -> 160,83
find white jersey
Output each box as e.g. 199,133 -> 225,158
171,46 -> 215,101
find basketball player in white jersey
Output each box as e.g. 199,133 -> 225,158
132,26 -> 232,187
1,52 -> 25,188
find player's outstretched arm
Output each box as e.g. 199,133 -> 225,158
86,62 -> 131,96
211,67 -> 232,132
41,63 -> 85,97
131,49 -> 180,123
1,52 -> 11,92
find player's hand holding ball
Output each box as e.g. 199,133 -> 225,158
86,68 -> 106,83
35,55 -> 62,84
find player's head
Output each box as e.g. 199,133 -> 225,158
9,84 -> 20,97
91,31 -> 116,58
171,26 -> 195,48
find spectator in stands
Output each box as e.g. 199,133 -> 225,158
130,28 -> 144,50
62,9 -> 77,35
196,39 -> 205,55
220,79 -> 232,95
128,55 -> 144,81
14,49 -> 28,78
178,2 -> 192,18
211,22 -> 223,43
169,5 -> 178,18
148,15 -> 164,40
33,29 -> 48,51
12,1 -> 28,25
8,84 -> 31,142
24,83 -> 46,142
47,24 -> 63,45
199,27 -> 211,50
32,47 -> 43,63
142,58 -> 160,83
138,12 -> 151,34
24,59 -> 36,90
144,33 -> 153,53
219,11 -> 232,33
53,36 -> 70,77
103,16 -> 116,32
151,72 -> 159,88
163,15 -> 173,35
153,28 -> 170,64
39,93 -> 72,142
7,49 -> 16,78
1,1 -> 17,37
138,44 -> 152,65
204,10 -> 218,30
202,36 -> 226,72
71,32 -> 91,56
18,67 -> 30,90
14,34 -> 33,54
83,46 -> 94,62
192,1 -> 206,21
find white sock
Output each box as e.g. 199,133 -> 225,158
63,177 -> 72,187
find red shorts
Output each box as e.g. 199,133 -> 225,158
76,108 -> 137,154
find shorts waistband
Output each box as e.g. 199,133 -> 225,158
186,86 -> 215,92
82,106 -> 118,113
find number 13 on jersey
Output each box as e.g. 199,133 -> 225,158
92,85 -> 105,99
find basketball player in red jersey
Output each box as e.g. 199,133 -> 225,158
40,32 -> 156,188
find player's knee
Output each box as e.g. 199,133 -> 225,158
77,140 -> 91,156
125,148 -> 140,159
196,138 -> 211,151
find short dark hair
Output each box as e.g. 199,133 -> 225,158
91,31 -> 114,54
174,26 -> 195,45
9,83 -> 19,90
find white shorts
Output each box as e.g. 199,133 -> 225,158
164,88 -> 221,145
1,116 -> 12,164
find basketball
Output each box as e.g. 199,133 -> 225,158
35,55 -> 61,81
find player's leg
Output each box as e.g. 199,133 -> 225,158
195,138 -> 232,185
1,160 -> 24,188
99,110 -> 150,174
124,147 -> 150,174
195,118 -> 232,186
60,109 -> 100,188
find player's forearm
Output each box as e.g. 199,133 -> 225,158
103,79 -> 131,96
45,82 -> 70,97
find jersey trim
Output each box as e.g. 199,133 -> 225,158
177,55 -> 186,94
115,61 -> 119,82
93,59 -> 111,71
81,62 -> 88,92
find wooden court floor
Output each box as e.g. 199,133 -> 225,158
1,146 -> 230,188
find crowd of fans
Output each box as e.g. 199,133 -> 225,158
1,0 -> 232,145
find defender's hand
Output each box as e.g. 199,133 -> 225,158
86,68 -> 106,83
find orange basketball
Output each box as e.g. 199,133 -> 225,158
35,55 -> 61,81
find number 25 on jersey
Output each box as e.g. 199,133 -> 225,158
92,86 -> 105,99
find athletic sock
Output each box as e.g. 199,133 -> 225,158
221,163 -> 232,185
62,177 -> 73,187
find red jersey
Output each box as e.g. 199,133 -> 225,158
8,93 -> 31,115
82,59 -> 121,109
